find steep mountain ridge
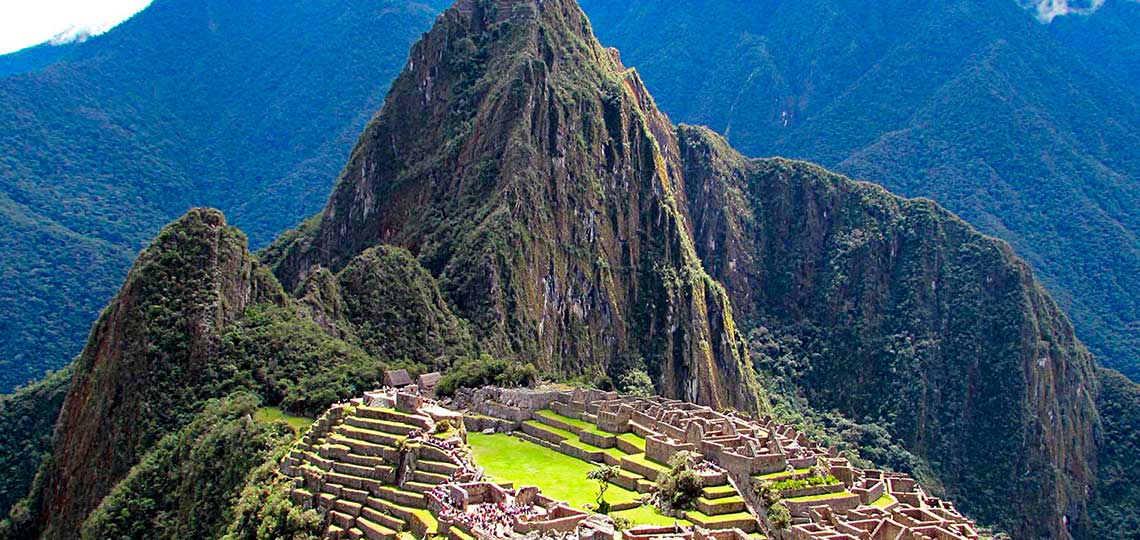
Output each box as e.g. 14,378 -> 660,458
268,0 -> 761,410
0,0 -> 450,394
577,0 -> 1140,380
28,209 -> 285,540
0,1 -> 1124,539
677,125 -> 1099,539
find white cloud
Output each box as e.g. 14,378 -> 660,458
1031,0 -> 1105,22
1021,0 -> 1139,22
0,0 -> 154,55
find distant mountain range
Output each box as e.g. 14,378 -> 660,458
0,2 -> 1136,540
0,0 -> 450,392
578,0 -> 1140,381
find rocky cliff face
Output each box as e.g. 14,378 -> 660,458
676,125 -> 1100,540
269,0 -> 760,411
29,209 -> 285,540
2,2 -> 1116,539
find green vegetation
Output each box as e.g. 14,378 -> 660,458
211,305 -> 389,418
221,461 -> 323,540
674,127 -> 1100,537
0,0 -> 453,395
468,433 -> 640,510
581,0 -> 1140,383
436,355 -> 537,397
253,408 -> 314,434
1088,370 -> 1140,538
0,368 -> 69,521
766,475 -> 840,494
80,394 -> 296,540
656,452 -> 703,512
337,247 -> 476,369
766,502 -> 791,532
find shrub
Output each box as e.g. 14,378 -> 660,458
618,369 -> 655,398
768,475 -> 840,494
768,501 -> 791,531
437,354 -> 537,396
435,420 -> 453,435
656,451 -> 703,511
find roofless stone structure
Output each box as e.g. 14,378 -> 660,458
278,386 -> 991,540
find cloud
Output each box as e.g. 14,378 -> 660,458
1029,0 -> 1105,22
0,0 -> 154,55
1021,0 -> 1139,22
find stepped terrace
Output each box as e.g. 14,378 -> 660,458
277,382 -> 991,540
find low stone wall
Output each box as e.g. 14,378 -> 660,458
778,483 -> 844,500
784,493 -> 861,518
463,414 -> 515,433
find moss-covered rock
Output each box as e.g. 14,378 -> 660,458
268,0 -> 761,411
678,125 -> 1100,540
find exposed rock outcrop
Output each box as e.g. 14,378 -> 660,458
677,125 -> 1100,540
268,0 -> 761,411
29,209 -> 285,540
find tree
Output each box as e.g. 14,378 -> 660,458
656,451 -> 703,511
618,369 -> 655,398
768,501 -> 791,534
588,466 -> 620,514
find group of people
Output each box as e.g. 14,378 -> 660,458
693,460 -> 723,474
431,488 -> 544,539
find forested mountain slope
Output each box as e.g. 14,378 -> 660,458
678,126 -> 1099,539
0,0 -> 449,393
578,0 -> 1140,380
0,2 -> 1130,540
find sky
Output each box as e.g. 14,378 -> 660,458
0,0 -> 154,55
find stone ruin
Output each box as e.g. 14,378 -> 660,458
276,384 -> 992,540
467,387 -> 990,540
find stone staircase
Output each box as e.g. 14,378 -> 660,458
282,403 -> 466,540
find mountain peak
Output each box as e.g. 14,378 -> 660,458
268,0 -> 761,411
26,207 -> 284,540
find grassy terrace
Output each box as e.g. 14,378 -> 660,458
617,432 -> 647,452
470,433 -> 690,526
785,491 -> 855,503
622,453 -> 668,474
870,493 -> 897,508
703,484 -> 739,498
535,409 -> 616,437
754,468 -> 812,482
254,407 -> 314,433
524,419 -> 576,441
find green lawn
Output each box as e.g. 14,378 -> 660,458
254,407 -> 314,433
470,433 -> 679,526
534,409 -> 617,437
